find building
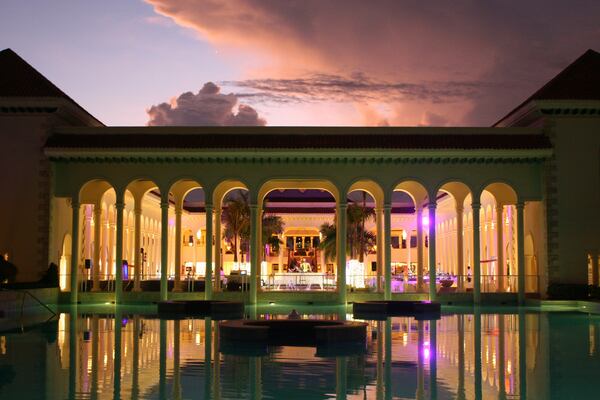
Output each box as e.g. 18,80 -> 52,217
0,48 -> 599,305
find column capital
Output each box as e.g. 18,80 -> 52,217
456,204 -> 464,214
71,199 -> 80,209
516,202 -> 525,210
338,201 -> 348,209
427,202 -> 437,210
174,207 -> 183,215
471,202 -> 481,210
383,203 -> 392,211
160,201 -> 169,209
204,203 -> 214,211
115,202 -> 125,210
249,203 -> 258,211
134,208 -> 142,216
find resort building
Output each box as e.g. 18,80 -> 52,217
0,48 -> 599,305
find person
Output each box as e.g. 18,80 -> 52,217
288,309 -> 300,319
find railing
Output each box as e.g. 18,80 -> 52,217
260,273 -> 336,291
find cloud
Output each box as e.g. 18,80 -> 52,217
147,82 -> 266,126
145,0 -> 600,125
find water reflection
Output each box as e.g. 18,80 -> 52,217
2,308 -> 600,399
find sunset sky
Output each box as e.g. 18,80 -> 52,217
1,0 -> 599,127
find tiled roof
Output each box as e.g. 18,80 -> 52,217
45,132 -> 552,150
497,48 -> 600,125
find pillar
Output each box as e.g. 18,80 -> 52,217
160,197 -> 169,301
496,205 -> 505,292
376,207 -> 384,293
205,204 -> 214,300
383,204 -> 392,300
456,205 -> 464,291
428,202 -> 437,301
472,202 -> 481,304
115,199 -> 124,303
70,201 -> 80,303
92,205 -> 102,291
173,206 -> 183,292
337,201 -> 348,304
250,204 -> 259,304
214,207 -> 222,292
417,207 -> 424,292
517,203 -> 526,305
594,251 -> 600,287
133,206 -> 142,291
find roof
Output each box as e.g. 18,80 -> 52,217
496,48 -> 600,125
0,48 -> 102,124
45,130 -> 552,150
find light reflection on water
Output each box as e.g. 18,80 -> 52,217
1,307 -> 600,399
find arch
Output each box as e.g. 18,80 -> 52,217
79,179 -> 114,204
213,180 -> 249,207
393,180 -> 429,207
481,182 -> 518,205
257,179 -> 339,206
525,233 -> 538,292
437,181 -> 472,208
347,179 -> 385,209
169,179 -> 204,209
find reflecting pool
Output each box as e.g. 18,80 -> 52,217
1,306 -> 599,399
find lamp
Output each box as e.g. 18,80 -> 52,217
401,230 -> 407,240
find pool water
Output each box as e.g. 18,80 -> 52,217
0,306 -> 599,399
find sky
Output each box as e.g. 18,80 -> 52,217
1,0 -> 599,127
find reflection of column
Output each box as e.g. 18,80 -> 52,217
385,318 -> 392,400
92,205 -> 102,291
430,319 -> 437,400
114,310 -> 122,400
115,200 -> 125,304
213,322 -> 221,400
249,355 -> 262,400
472,202 -> 482,304
173,207 -> 183,292
205,204 -> 214,300
160,198 -> 169,301
159,319 -> 167,400
519,311 -> 527,400
457,315 -> 466,400
250,204 -> 259,304
417,207 -> 424,292
474,307 -> 482,400
68,310 -> 78,399
376,207 -> 384,293
70,201 -> 81,303
516,203 -> 525,305
214,207 -> 222,292
91,316 -> 99,400
496,205 -> 504,292
133,205 -> 142,291
498,315 -> 507,400
384,204 -> 392,300
173,320 -> 181,400
376,321 -> 384,400
336,357 -> 348,400
132,316 -> 140,400
456,205 -> 464,291
417,320 -> 425,400
204,318 -> 213,400
337,202 -> 348,304
428,203 -> 437,301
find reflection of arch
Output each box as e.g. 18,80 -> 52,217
524,233 -> 537,292
59,233 -> 72,291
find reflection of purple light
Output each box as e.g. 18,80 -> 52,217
122,318 -> 128,327
423,340 -> 431,359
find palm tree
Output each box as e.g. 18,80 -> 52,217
262,214 -> 285,261
222,190 -> 249,263
319,201 -> 376,263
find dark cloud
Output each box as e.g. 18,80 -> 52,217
147,82 -> 266,126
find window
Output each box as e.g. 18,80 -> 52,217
391,236 -> 400,249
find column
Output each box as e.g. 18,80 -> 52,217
92,205 -> 102,291
160,198 -> 169,301
376,207 -> 384,293
472,202 -> 482,304
517,203 -> 526,305
214,207 -> 222,292
114,310 -> 122,399
417,207 -> 424,292
383,204 -> 392,300
115,200 -> 125,304
456,205 -> 464,291
173,206 -> 183,292
337,201 -> 348,304
474,307 -> 482,400
70,201 -> 80,303
205,204 -> 214,300
249,204 -> 259,304
496,205 -> 505,292
133,206 -> 142,291
428,203 -> 437,301
594,251 -> 600,287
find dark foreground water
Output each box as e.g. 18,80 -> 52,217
1,305 -> 599,399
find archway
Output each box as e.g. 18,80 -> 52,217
59,233 -> 72,291
524,234 -> 538,292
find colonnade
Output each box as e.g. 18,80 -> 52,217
68,178 -> 530,305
